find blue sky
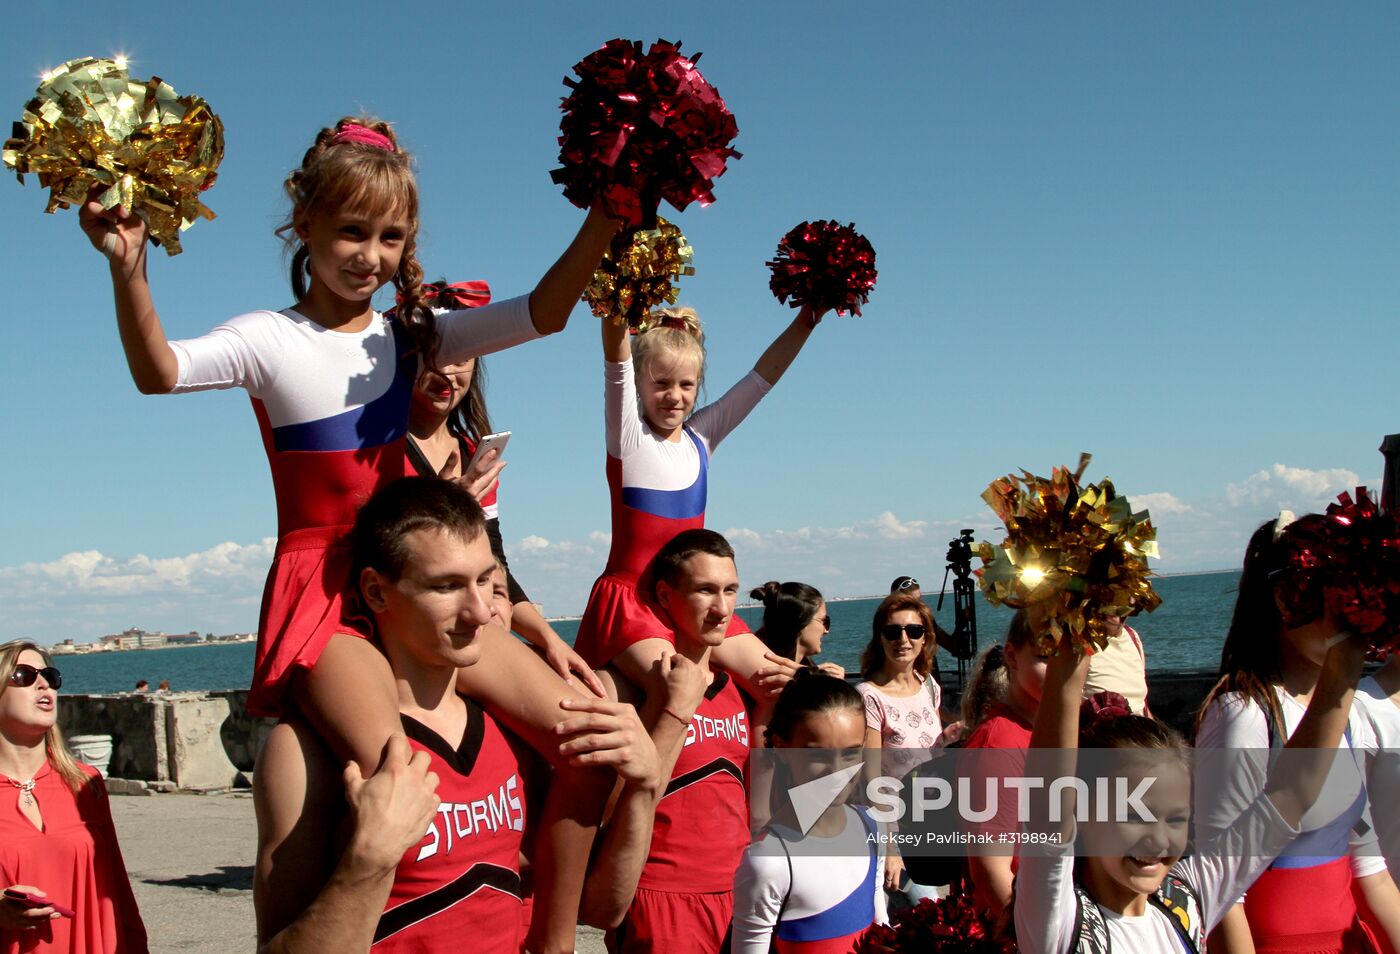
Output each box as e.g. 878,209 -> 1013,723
2,2 -> 1396,644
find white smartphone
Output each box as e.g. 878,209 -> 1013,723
467,431 -> 511,472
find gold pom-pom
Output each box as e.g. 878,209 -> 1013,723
975,453 -> 1161,654
3,56 -> 224,255
583,216 -> 694,327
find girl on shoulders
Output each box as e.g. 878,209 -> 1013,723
572,303 -> 829,707
82,116 -> 622,952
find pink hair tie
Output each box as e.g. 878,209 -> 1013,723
331,123 -> 394,151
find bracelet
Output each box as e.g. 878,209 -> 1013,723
661,706 -> 691,728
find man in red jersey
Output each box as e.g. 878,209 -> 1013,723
253,477 -> 663,953
602,529 -> 757,954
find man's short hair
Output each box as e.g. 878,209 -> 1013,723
647,528 -> 736,600
350,477 -> 487,583
890,575 -> 919,593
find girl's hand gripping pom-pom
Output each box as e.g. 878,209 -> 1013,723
767,220 -> 878,317
1275,486 -> 1400,656
551,38 -> 741,227
5,56 -> 224,256
583,215 -> 694,328
973,452 -> 1162,656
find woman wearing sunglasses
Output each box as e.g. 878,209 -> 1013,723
857,592 -> 951,904
0,640 -> 147,951
750,580 -> 844,678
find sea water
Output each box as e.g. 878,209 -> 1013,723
52,570 -> 1240,696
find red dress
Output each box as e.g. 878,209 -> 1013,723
0,763 -> 147,953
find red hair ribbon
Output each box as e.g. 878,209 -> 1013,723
331,123 -> 394,151
420,280 -> 491,311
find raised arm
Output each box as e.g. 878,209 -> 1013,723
752,304 -> 826,387
80,189 -> 179,393
602,309 -> 630,363
1265,625 -> 1366,828
528,207 -> 622,335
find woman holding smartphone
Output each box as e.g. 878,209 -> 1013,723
402,307 -> 602,694
0,640 -> 148,951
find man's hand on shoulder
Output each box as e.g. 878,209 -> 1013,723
342,733 -> 441,876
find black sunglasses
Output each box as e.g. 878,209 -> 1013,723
881,623 -> 926,641
8,664 -> 62,690
818,615 -> 831,631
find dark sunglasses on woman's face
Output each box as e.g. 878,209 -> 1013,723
881,623 -> 926,641
8,665 -> 62,690
819,616 -> 831,631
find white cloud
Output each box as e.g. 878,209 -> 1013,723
518,535 -> 551,552
0,539 -> 276,644
1131,492 -> 1193,516
1224,463 -> 1363,508
0,539 -> 275,596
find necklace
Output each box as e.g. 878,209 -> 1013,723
2,763 -> 47,808
8,777 -> 36,807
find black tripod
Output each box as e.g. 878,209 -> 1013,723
937,529 -> 979,689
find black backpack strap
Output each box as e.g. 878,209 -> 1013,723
1070,880 -> 1112,954
1148,874 -> 1203,954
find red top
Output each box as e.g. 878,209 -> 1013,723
0,762 -> 147,954
642,671 -> 751,893
962,703 -> 1034,860
373,702 -> 527,952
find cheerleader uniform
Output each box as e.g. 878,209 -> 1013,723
573,357 -> 772,668
1195,690 -> 1385,953
609,671 -> 751,954
167,296 -> 537,716
373,700 -> 529,952
730,806 -> 886,954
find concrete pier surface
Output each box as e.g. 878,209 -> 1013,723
109,791 -> 607,953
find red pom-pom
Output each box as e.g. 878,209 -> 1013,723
767,220 -> 877,317
853,896 -> 1012,953
1278,487 -> 1400,655
551,38 -> 741,226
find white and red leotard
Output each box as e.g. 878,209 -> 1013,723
167,297 -> 536,715
373,700 -> 528,952
573,357 -> 771,668
731,806 -> 886,954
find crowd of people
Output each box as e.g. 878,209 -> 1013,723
2,107 -> 1395,954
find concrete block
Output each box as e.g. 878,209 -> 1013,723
104,778 -> 152,796
164,696 -> 242,791
60,694 -> 170,781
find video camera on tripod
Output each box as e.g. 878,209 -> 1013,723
937,528 -> 979,686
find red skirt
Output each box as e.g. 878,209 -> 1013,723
246,524 -> 370,717
1244,857 -> 1382,954
573,571 -> 751,669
